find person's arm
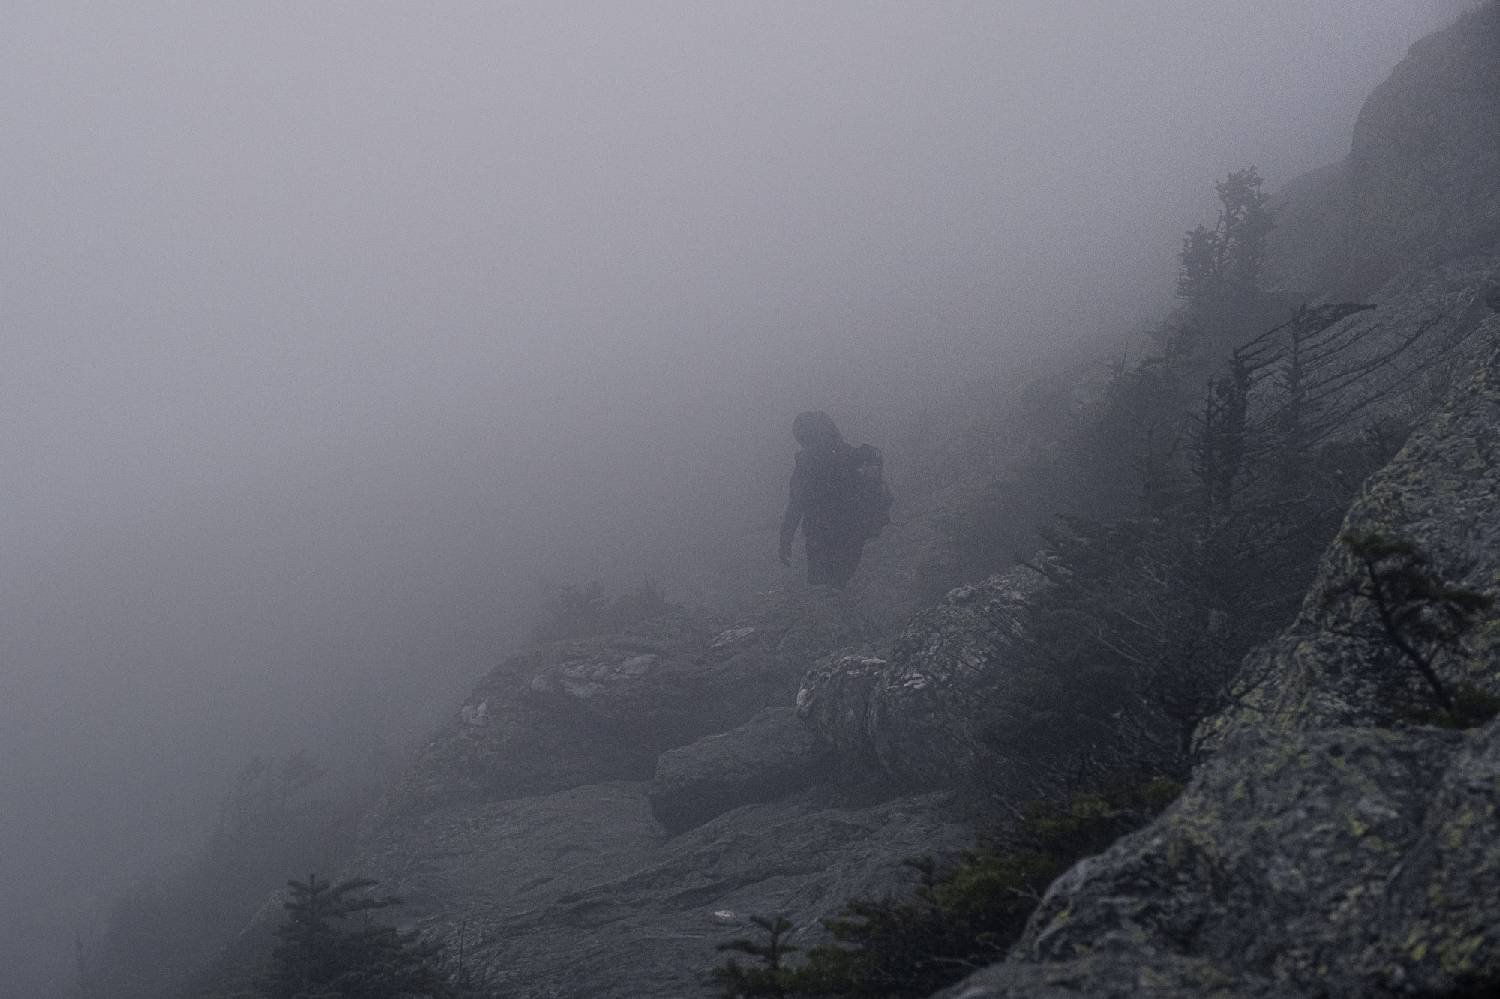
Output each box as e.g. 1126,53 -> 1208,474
779,457 -> 805,565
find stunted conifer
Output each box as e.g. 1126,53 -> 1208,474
257,874 -> 461,999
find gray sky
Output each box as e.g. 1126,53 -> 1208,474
0,3 -> 1466,994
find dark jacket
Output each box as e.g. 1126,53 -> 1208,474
779,411 -> 859,559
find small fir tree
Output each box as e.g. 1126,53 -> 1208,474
709,781 -> 1181,999
1176,166 -> 1271,309
1323,532 -> 1498,727
712,915 -> 798,999
257,874 -> 460,999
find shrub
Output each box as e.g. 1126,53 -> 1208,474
712,779 -> 1181,998
1323,531 -> 1497,728
254,874 -> 503,999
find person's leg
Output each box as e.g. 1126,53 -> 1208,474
824,543 -> 863,588
804,532 -> 834,586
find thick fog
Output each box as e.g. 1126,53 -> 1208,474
0,3 -> 1467,994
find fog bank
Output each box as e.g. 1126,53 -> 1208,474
0,3 -> 1466,994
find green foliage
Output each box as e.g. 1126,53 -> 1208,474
530,578 -> 677,643
257,874 -> 478,999
1176,166 -> 1272,311
1324,531 -> 1497,727
1164,167 -> 1289,372
712,780 -> 1181,998
1011,301 -> 1416,776
713,915 -> 799,998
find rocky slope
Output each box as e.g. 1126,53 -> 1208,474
933,14 -> 1500,993
337,591 -> 975,998
936,18 -> 1500,979
339,284 -> 1497,998
944,331 -> 1500,999
220,7 -> 1500,998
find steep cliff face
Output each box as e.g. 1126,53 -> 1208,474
944,723 -> 1500,998
1214,321 -> 1500,737
946,330 -> 1500,999
938,9 -> 1500,995
1269,2 -> 1500,298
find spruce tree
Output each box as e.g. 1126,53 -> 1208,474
257,874 -> 462,999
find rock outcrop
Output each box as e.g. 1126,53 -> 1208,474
353,781 -> 971,998
796,564 -> 1090,795
943,333 -> 1500,997
335,587 -> 978,999
944,721 -> 1500,998
1268,2 -> 1500,298
648,706 -> 831,834
382,598 -> 882,815
1216,328 -> 1500,737
941,18 -> 1500,993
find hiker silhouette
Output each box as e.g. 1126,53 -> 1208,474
778,411 -> 890,588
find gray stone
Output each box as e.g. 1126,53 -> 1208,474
797,563 -> 1104,798
945,721 -> 1500,998
336,583 -> 969,999
795,652 -> 890,768
379,603 -> 860,814
1213,326 -> 1500,740
355,784 -> 971,999
522,612 -> 799,751
649,707 -> 831,834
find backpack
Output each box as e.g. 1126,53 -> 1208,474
846,444 -> 894,541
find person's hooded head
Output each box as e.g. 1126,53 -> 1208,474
792,410 -> 844,450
